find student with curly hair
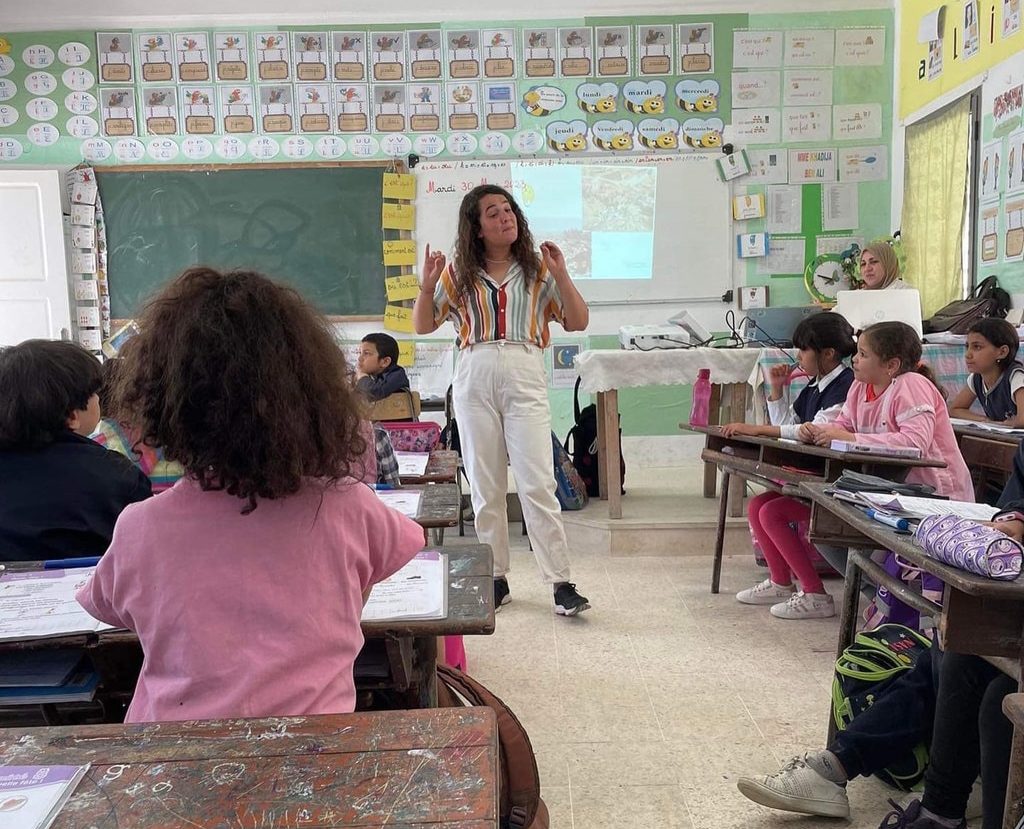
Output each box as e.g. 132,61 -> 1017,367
0,339 -> 151,561
76,268 -> 424,722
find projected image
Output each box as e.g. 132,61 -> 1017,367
511,163 -> 656,279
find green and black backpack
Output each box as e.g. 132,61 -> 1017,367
832,623 -> 932,790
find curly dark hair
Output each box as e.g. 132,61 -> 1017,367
0,339 -> 102,449
112,267 -> 368,512
860,321 -> 946,399
451,185 -> 542,303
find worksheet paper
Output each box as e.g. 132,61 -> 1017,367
822,183 -> 859,231
395,452 -> 430,476
766,185 -> 802,233
375,489 -> 423,518
0,570 -> 113,642
361,551 -> 447,621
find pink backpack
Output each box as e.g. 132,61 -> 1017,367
378,420 -> 441,453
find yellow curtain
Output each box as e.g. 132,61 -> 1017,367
901,96 -> 971,317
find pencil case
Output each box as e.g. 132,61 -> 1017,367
914,515 -> 1023,581
379,421 -> 441,453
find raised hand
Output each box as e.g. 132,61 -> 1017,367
421,244 -> 446,291
540,240 -> 568,278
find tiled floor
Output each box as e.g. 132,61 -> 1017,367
457,457 -> 977,828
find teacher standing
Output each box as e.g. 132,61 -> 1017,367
414,184 -> 592,616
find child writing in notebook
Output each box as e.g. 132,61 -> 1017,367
947,317 -> 1024,428
77,267 -> 425,723
805,321 -> 973,504
722,313 -> 856,618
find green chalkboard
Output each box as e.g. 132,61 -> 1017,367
96,164 -> 388,319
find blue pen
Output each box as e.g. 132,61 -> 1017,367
371,484 -> 395,491
44,556 -> 101,569
865,509 -> 911,533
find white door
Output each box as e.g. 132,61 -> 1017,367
0,169 -> 72,346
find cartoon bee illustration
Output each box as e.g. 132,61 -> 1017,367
300,35 -> 321,51
416,33 -> 437,49
640,132 -> 678,149
602,32 -> 623,46
450,34 -> 473,49
683,130 -> 722,149
594,131 -> 633,151
578,96 -> 616,114
680,94 -> 717,113
523,89 -> 549,116
548,132 -> 586,152
625,94 -> 664,115
528,32 -> 548,48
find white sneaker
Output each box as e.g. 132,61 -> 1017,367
736,578 -> 796,605
770,591 -> 836,619
737,755 -> 850,818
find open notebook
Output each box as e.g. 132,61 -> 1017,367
361,551 -> 447,622
832,489 -> 999,522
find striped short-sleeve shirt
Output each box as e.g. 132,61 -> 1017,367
433,261 -> 566,349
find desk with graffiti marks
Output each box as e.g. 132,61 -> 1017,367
0,707 -> 499,829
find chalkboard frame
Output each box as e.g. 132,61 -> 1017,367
96,160 -> 401,322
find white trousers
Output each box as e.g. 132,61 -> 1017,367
453,341 -> 572,584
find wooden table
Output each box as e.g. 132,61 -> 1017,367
400,449 -> 459,485
953,424 -> 1022,502
0,707 -> 499,829
689,425 -> 947,593
406,483 -> 460,529
803,482 -> 1024,829
0,544 -> 494,722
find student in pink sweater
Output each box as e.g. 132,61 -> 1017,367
804,321 -> 973,504
76,267 -> 425,723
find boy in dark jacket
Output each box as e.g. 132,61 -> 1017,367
356,332 -> 410,401
0,340 -> 151,561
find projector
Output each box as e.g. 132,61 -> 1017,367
619,325 -> 693,350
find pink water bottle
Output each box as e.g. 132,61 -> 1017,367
690,368 -> 712,427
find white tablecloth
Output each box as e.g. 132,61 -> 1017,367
575,348 -> 762,394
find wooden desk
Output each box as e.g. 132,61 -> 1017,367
689,425 -> 947,594
953,424 -> 1021,502
407,483 -> 460,529
0,708 -> 499,829
400,449 -> 459,485
802,482 -> 1024,829
0,544 -> 494,721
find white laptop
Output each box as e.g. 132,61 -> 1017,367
834,289 -> 924,339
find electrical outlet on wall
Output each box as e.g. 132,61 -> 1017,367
738,286 -> 768,310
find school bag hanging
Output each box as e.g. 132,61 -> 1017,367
435,664 -> 549,829
552,432 -> 588,510
832,623 -> 933,790
922,275 -> 1011,334
564,376 -> 624,498
378,421 -> 441,453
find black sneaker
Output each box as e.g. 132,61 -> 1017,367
494,577 -> 511,612
877,798 -> 965,829
553,582 -> 591,616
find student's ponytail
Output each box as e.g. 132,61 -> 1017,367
860,321 -> 947,399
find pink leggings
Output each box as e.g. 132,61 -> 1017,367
748,492 -> 825,594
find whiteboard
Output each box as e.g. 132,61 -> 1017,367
413,154 -> 733,303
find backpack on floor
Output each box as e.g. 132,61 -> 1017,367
832,623 -> 932,790
564,376 -> 624,498
552,432 -> 588,510
435,664 -> 549,829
